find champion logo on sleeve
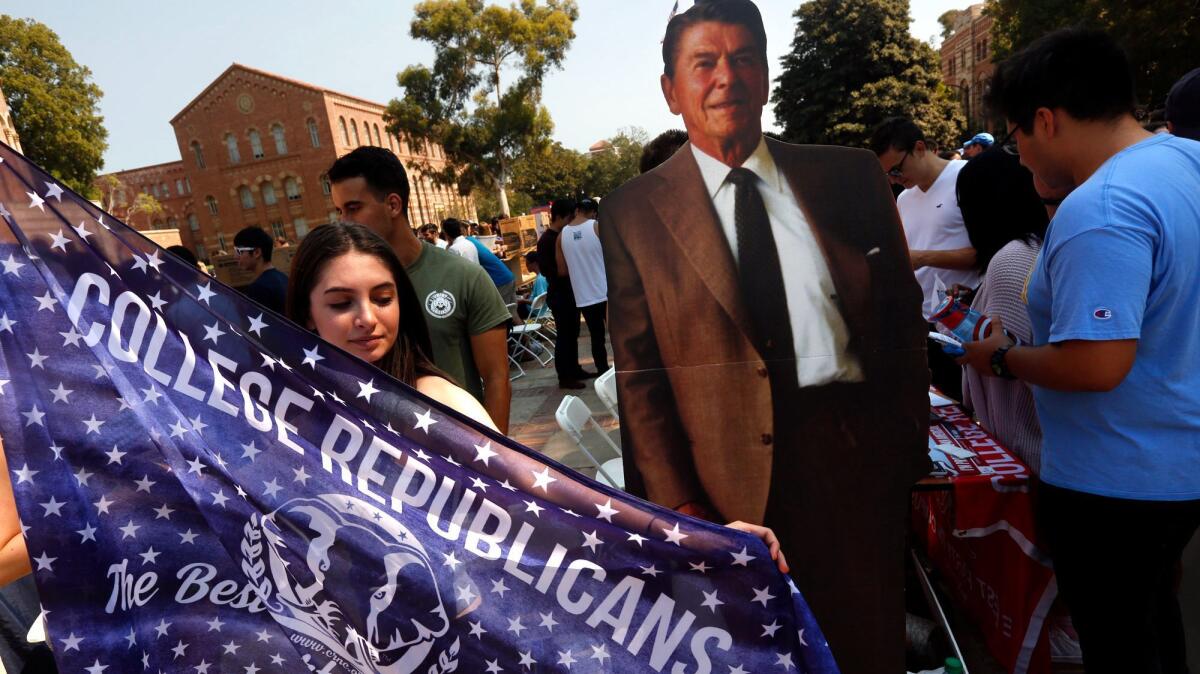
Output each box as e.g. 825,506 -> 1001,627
1093,307 -> 1113,320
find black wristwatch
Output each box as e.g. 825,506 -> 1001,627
990,344 -> 1017,380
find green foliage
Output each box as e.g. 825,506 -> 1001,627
509,141 -> 586,205
772,0 -> 965,150
385,0 -> 578,216
581,128 -> 645,198
937,10 -> 963,39
986,0 -> 1200,109
0,15 -> 107,195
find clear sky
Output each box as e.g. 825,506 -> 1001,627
5,0 -> 968,173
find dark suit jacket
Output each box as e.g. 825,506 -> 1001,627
599,138 -> 930,523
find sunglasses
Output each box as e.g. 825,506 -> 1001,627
998,125 -> 1019,155
886,150 -> 911,178
234,246 -> 257,256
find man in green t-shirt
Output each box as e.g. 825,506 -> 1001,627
327,147 -> 513,432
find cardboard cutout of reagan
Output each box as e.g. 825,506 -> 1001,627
597,2 -> 931,672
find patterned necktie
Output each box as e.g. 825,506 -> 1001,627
726,167 -> 796,384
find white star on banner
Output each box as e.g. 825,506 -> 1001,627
43,181 -> 64,201
40,496 -> 65,517
689,561 -> 711,574
594,498 -> 619,522
203,322 -> 226,344
141,387 -> 163,405
455,584 -> 477,605
222,640 -> 240,654
468,622 -> 486,639
59,633 -> 83,651
82,414 -> 105,435
27,349 -> 48,369
211,490 -> 230,508
0,313 -> 15,332
538,611 -> 557,630
48,230 -> 70,252
442,552 -> 462,570
557,651 -> 576,668
524,500 -> 543,517
473,441 -> 498,466
94,495 -> 114,515
662,522 -> 688,545
206,617 -> 224,632
60,327 -> 84,346
247,313 -> 268,336
139,547 -> 161,565
263,479 -> 283,498
530,467 -> 557,492
153,504 -> 174,520
1,255 -> 23,276
11,464 -> 37,484
469,476 -> 488,492
189,415 -> 208,434
84,659 -> 107,674
518,651 -> 536,668
485,660 -> 502,674
589,644 -> 610,663
196,282 -> 216,304
74,468 -> 93,486
104,446 -> 127,466
134,476 -> 156,493
34,291 -> 56,312
640,565 -> 661,577
76,524 -> 97,543
775,652 -> 796,670
119,521 -> 141,539
761,621 -> 781,638
751,586 -> 776,606
147,292 -> 167,311
0,379 -> 8,396
50,383 -> 75,404
356,378 -> 380,402
178,530 -> 199,545
22,406 -> 45,427
293,467 -> 311,485
130,255 -> 149,273
797,628 -> 808,646
73,221 -> 93,241
145,249 -> 164,271
241,442 -> 262,461
153,619 -> 171,638
301,345 -> 323,368
731,546 -> 755,566
729,665 -> 750,674
171,640 -> 188,659
414,409 -> 437,432
26,191 -> 45,212
491,578 -> 510,597
700,589 -> 724,612
581,530 -> 603,553
32,551 -> 56,571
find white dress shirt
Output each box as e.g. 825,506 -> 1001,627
691,139 -> 864,386
448,236 -> 479,264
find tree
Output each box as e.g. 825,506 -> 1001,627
385,0 -> 578,217
937,9 -> 963,39
986,0 -> 1200,110
581,127 -> 646,198
0,16 -> 107,195
509,141 -> 586,205
127,193 -> 165,229
772,0 -> 965,150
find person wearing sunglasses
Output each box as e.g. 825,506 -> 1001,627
870,117 -> 980,399
233,225 -> 289,314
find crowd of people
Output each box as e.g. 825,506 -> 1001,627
0,0 -> 1197,672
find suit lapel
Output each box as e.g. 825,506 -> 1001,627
650,145 -> 752,332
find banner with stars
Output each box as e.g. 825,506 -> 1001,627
0,141 -> 838,674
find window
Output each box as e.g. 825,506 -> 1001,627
206,196 -> 218,215
188,214 -> 199,231
176,179 -> 184,195
307,118 -> 320,147
151,184 -> 159,198
351,120 -> 360,146
217,232 -> 228,252
262,182 -> 277,206
270,220 -> 285,240
184,177 -> 192,194
284,177 -> 300,201
272,124 -> 287,154
191,141 -> 205,168
195,243 -> 207,260
293,218 -> 308,239
320,175 -> 331,195
249,129 -> 264,159
373,123 -> 382,146
339,117 -> 349,146
226,134 -> 240,164
161,183 -> 169,197
239,186 -> 255,209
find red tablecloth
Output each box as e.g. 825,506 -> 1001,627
912,401 -> 1056,674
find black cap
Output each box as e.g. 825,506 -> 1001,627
1166,67 -> 1200,140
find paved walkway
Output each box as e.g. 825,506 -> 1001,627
507,324 -> 619,479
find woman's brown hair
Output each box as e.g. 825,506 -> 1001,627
286,222 -> 444,387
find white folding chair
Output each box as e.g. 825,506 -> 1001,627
529,292 -> 556,337
555,395 -> 622,487
594,367 -> 618,420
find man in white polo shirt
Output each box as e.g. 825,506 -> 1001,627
872,117 -> 980,398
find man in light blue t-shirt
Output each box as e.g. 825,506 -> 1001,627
963,29 -> 1200,672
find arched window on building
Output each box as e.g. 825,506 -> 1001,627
373,124 -> 382,146
320,175 -> 331,195
339,117 -> 350,146
175,179 -> 185,196
239,186 -> 256,209
187,214 -> 200,231
205,196 -> 219,215
261,182 -> 277,206
217,232 -> 228,252
225,134 -> 240,164
184,177 -> 192,194
249,129 -> 264,159
191,141 -> 205,168
307,118 -> 320,148
387,134 -> 395,152
351,120 -> 360,146
270,221 -> 286,240
160,182 -> 169,196
293,218 -> 309,239
284,177 -> 301,201
272,124 -> 287,154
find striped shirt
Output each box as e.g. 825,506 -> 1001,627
962,238 -> 1044,474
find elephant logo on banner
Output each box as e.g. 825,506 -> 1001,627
245,495 -> 458,673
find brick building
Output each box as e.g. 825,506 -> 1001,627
940,3 -> 996,134
0,82 -> 23,153
99,64 -> 474,262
